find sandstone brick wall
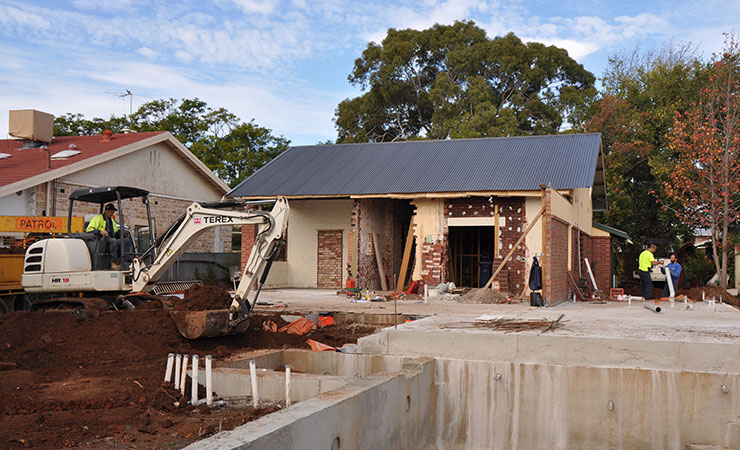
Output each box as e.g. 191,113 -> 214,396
35,182 -> 231,253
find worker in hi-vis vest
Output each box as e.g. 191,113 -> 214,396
637,243 -> 660,299
86,203 -> 121,263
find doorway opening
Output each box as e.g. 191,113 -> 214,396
448,226 -> 494,288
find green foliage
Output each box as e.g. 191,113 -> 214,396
683,250 -> 716,285
335,21 -> 596,142
585,43 -> 706,241
54,98 -> 289,188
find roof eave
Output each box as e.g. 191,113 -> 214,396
0,132 -> 229,198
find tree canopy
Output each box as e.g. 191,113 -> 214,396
54,98 -> 289,188
583,43 -> 706,242
662,36 -> 740,288
334,21 -> 596,143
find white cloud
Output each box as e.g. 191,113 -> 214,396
0,5 -> 51,28
137,47 -> 158,59
71,0 -> 137,11
230,0 -> 280,15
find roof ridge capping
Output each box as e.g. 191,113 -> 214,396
289,132 -> 602,149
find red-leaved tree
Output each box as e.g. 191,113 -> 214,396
664,35 -> 740,288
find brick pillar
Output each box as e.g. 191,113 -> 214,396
240,224 -> 257,270
592,236 -> 612,291
421,239 -> 446,286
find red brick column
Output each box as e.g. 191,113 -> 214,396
421,239 -> 446,286
592,236 -> 612,291
240,224 -> 257,270
547,216 -> 570,304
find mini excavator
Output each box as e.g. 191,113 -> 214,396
21,186 -> 288,339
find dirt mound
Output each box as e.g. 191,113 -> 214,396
0,306 -> 377,449
173,284 -> 234,311
680,286 -> 740,308
459,288 -> 510,304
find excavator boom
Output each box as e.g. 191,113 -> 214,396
132,197 -> 289,339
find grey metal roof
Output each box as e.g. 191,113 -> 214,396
228,133 -> 602,197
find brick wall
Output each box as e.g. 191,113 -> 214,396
546,216 -> 570,303
36,182 -> 231,252
444,196 -> 526,293
317,230 -> 343,288
240,224 -> 257,269
420,239 -> 446,286
592,236 -> 612,291
356,199 -> 396,289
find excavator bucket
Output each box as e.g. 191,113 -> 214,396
169,310 -> 252,339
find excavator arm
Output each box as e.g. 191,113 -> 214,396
131,197 -> 289,339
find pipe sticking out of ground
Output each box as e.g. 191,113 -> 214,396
205,355 -> 213,406
250,359 -> 259,408
180,355 -> 189,396
174,354 -> 182,390
164,353 -> 174,382
285,365 -> 292,407
644,303 -> 662,313
191,355 -> 199,406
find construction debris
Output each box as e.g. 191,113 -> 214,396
445,314 -> 567,333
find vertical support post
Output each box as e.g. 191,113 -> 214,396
396,221 -> 415,292
494,204 -> 499,259
541,186 -> 548,302
372,228 -> 388,290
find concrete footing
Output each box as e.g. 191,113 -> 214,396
187,310 -> 740,450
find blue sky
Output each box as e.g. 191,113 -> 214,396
0,0 -> 738,145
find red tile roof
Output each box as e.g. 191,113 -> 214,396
0,131 -> 166,189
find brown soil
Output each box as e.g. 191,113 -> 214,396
0,305 -> 376,449
172,284 -> 234,311
623,282 -> 740,308
680,286 -> 740,308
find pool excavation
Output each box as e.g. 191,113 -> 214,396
2,289 -> 740,449
187,300 -> 740,450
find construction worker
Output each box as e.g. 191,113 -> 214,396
661,253 -> 682,297
86,204 -> 121,262
638,243 -> 661,299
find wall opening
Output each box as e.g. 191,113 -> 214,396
448,226 -> 494,288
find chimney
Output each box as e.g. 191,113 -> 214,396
9,110 -> 54,147
101,129 -> 113,142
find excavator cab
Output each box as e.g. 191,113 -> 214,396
67,186 -> 156,271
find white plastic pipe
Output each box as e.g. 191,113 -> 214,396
174,354 -> 182,390
584,258 -> 598,291
285,365 -> 292,408
191,355 -> 199,406
423,285 -> 428,304
205,355 -> 213,407
249,359 -> 259,408
666,264 -> 676,298
180,355 -> 189,396
164,353 -> 174,383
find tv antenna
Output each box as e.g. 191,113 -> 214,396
105,89 -> 134,130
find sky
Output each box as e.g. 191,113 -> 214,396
0,0 -> 738,146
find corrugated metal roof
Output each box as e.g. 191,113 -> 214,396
228,133 -> 602,197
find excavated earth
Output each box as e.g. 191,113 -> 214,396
0,286 -> 376,449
